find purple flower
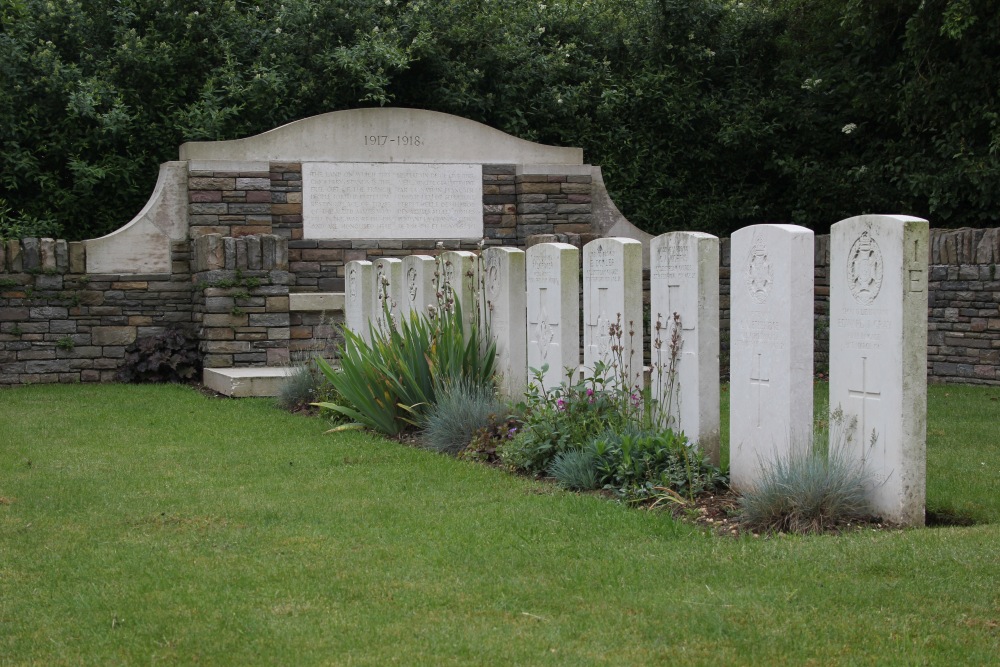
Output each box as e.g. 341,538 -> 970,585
556,398 -> 566,411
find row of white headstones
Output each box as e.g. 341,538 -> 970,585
344,214 -> 929,526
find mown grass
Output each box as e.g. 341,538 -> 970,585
0,383 -> 998,666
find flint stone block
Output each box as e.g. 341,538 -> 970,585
202,340 -> 251,354
6,240 -> 22,272
34,275 -> 63,290
248,313 -> 289,327
190,177 -> 236,190
91,326 -> 137,346
203,313 -> 248,328
68,242 -> 86,274
224,238 -> 237,270
236,177 -> 271,191
229,203 -> 271,215
29,307 -> 68,319
246,235 -> 262,270
205,296 -> 236,313
21,238 -> 40,271
190,203 -> 228,215
19,349 -> 56,360
50,320 -> 78,334
236,238 -> 248,270
25,360 -> 72,373
39,238 -> 57,271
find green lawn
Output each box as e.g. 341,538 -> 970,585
0,383 -> 997,665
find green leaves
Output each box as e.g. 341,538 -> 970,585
313,285 -> 497,437
3,0 -> 998,239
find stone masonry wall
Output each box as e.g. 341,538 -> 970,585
514,171 -> 594,244
191,234 -> 292,368
188,163 -> 594,295
1,239 -> 193,384
926,228 -> 1000,385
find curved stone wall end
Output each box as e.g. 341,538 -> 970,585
85,162 -> 188,274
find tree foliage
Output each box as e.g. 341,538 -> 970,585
0,0 -> 996,241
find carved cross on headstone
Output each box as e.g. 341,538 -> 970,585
528,287 -> 556,363
848,355 -> 882,461
587,286 -> 611,365
749,352 -> 770,428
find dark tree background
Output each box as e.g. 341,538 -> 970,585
1,0 -> 996,241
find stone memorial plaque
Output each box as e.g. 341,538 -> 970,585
730,224 -> 814,491
482,247 -> 527,399
583,237 -> 642,390
526,242 -> 580,391
830,214 -> 928,526
302,162 -> 483,239
650,231 -> 721,464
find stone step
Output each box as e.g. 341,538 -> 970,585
203,366 -> 297,397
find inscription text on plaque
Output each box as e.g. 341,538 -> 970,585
302,163 -> 483,239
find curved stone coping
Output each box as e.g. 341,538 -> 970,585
289,292 -> 345,312
84,162 -> 188,274
590,166 -> 653,268
179,108 -> 583,165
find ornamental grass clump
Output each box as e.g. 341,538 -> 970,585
738,409 -> 878,534
276,357 -> 343,414
421,380 -> 504,455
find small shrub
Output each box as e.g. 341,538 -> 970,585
502,363 -> 626,474
738,410 -> 877,534
548,446 -> 601,491
117,329 -> 202,383
591,430 -> 726,501
460,414 -> 519,464
421,380 -> 503,455
276,358 -> 340,413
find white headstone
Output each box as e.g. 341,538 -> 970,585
650,232 -> 721,464
525,242 -> 580,391
729,224 -> 814,490
482,247 -> 527,399
401,254 -> 438,320
345,260 -> 373,343
583,237 -> 643,390
829,214 -> 928,526
372,257 -> 403,336
438,250 -> 478,335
